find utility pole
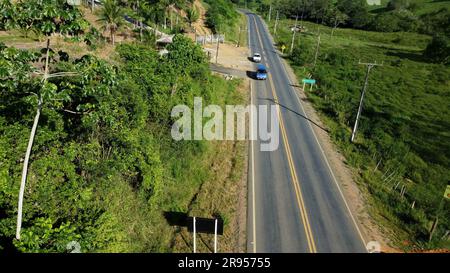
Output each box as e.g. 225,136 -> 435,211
290,14 -> 299,55
170,9 -> 173,31
313,31 -> 321,69
194,27 -> 197,44
350,61 -> 383,143
216,32 -> 220,64
274,10 -> 279,35
268,5 -> 272,22
237,26 -> 242,47
214,218 -> 218,253
429,186 -> 449,242
193,217 -> 197,253
16,39 -> 79,240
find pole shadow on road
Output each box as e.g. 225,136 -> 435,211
263,98 -> 329,133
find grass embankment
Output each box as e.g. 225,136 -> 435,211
264,17 -> 449,250
170,80 -> 249,253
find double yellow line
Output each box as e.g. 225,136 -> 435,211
252,15 -> 317,253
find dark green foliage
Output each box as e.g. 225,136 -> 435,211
0,29 -> 242,251
423,34 -> 450,64
0,0 -> 89,36
419,8 -> 450,36
290,40 -> 313,66
387,0 -> 412,11
204,0 -> 239,33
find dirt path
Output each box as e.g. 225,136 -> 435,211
192,0 -> 211,35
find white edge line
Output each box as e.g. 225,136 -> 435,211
250,80 -> 257,254
248,14 -> 257,254
257,14 -> 369,252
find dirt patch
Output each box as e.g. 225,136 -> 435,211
203,42 -> 253,72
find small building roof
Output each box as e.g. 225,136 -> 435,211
156,35 -> 174,44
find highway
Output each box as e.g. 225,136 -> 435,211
245,12 -> 368,253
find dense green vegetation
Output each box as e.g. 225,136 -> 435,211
0,1 -> 244,252
262,4 -> 449,249
0,0 -> 89,38
204,0 -> 240,33
244,0 -> 450,35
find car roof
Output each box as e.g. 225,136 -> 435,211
257,64 -> 266,70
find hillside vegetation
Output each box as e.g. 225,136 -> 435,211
254,0 -> 450,249
0,0 -> 246,252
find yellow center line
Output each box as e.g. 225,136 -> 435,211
252,15 -> 317,253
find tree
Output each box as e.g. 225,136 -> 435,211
387,0 -> 411,11
0,0 -> 17,30
336,0 -> 371,29
97,0 -> 124,45
9,0 -> 89,241
423,35 -> 450,64
186,7 -> 199,28
311,0 -> 332,24
326,7 -> 349,37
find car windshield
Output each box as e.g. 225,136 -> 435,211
257,69 -> 267,73
254,54 -> 260,57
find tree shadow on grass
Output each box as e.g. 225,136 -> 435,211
385,50 -> 428,63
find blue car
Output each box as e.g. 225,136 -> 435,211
256,64 -> 268,80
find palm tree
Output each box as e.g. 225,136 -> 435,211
97,0 -> 124,45
186,7 -> 199,28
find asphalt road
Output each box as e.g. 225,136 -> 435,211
245,12 -> 368,253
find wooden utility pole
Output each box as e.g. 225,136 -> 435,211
170,9 -> 173,30
237,26 -> 242,47
237,25 -> 246,47
313,31 -> 321,68
268,5 -> 272,22
274,10 -> 279,35
216,33 -> 220,64
289,14 -> 298,55
194,28 -> 197,44
351,61 -> 383,143
429,189 -> 448,242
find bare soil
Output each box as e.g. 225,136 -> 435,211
192,0 -> 211,36
203,42 -> 253,72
